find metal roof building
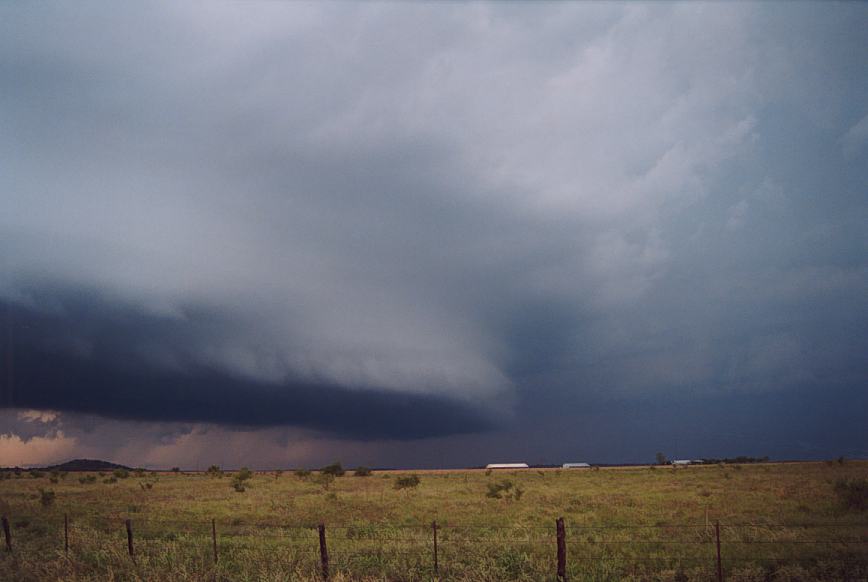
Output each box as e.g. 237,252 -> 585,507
485,463 -> 529,469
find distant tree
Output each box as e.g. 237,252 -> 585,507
394,474 -> 421,490
171,467 -> 181,473
231,467 -> 253,492
320,462 -> 345,477
353,466 -> 372,477
655,452 -> 668,465
207,465 -> 223,478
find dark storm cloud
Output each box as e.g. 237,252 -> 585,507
1,2 -> 868,466
2,290 -> 492,439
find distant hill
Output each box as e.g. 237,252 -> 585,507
44,459 -> 133,472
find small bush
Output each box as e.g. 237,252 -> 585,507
353,466 -> 372,477
320,462 -> 345,477
79,475 -> 97,484
139,481 -> 154,491
103,477 -> 117,484
133,468 -> 146,477
833,478 -> 868,511
49,477 -> 59,484
231,467 -> 253,492
314,472 -> 335,491
171,467 -> 180,473
39,488 -> 55,507
294,469 -> 312,479
274,470 -> 283,479
394,474 -> 421,490
29,470 -> 44,479
206,465 -> 223,478
113,469 -> 129,479
486,479 -> 523,501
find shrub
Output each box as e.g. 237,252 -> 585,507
29,470 -> 44,479
353,466 -> 372,477
833,478 -> 868,511
314,472 -> 335,491
133,468 -> 146,477
103,477 -> 117,484
486,479 -> 523,501
294,469 -> 312,479
39,488 -> 55,507
113,469 -> 130,479
394,474 -> 421,490
320,462 -> 345,477
49,477 -> 59,484
78,475 -> 97,484
206,465 -> 223,478
274,470 -> 283,479
171,467 -> 180,473
231,467 -> 253,492
139,481 -> 154,491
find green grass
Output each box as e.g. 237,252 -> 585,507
1,461 -> 867,580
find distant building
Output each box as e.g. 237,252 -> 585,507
485,463 -> 529,469
562,463 -> 591,469
671,460 -> 692,466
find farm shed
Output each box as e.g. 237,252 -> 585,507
485,463 -> 529,469
671,459 -> 692,466
562,462 -> 591,469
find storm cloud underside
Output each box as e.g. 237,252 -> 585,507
1,2 -> 867,466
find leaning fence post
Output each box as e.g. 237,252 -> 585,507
432,520 -> 439,576
318,523 -> 329,580
556,516 -> 567,581
125,519 -> 135,563
64,514 -> 69,556
212,518 -> 218,564
715,520 -> 723,582
2,515 -> 11,552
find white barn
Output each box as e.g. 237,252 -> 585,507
671,459 -> 692,466
485,463 -> 529,469
562,462 -> 591,469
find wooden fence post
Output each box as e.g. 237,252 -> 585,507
2,515 -> 11,552
556,516 -> 567,581
715,520 -> 723,582
64,514 -> 69,556
318,523 -> 329,581
125,519 -> 135,563
432,520 -> 439,576
212,518 -> 218,564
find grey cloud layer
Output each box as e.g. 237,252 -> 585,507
1,3 -> 867,454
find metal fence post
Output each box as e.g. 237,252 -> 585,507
432,520 -> 439,576
2,515 -> 11,552
556,516 -> 567,581
715,520 -> 723,582
212,518 -> 218,564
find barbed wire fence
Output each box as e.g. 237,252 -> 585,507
2,513 -> 867,580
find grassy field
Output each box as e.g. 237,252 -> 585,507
1,461 -> 867,581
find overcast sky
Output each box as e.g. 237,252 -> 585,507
2,2 -> 867,469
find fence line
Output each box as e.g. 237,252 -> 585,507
1,512 -> 866,581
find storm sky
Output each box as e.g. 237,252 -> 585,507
2,2 -> 867,469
